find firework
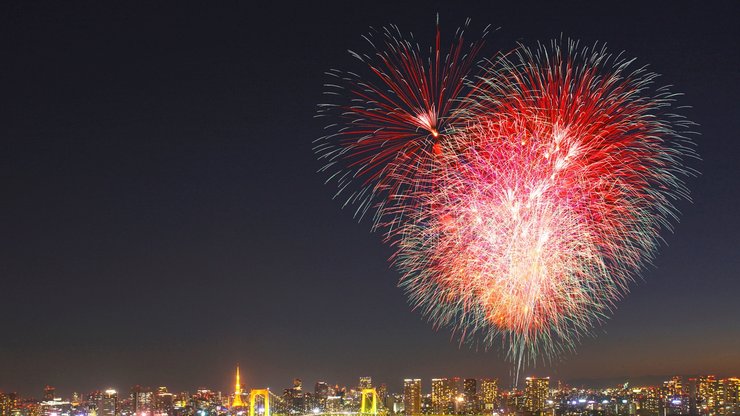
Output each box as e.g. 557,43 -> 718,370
316,22 -> 695,381
314,19 -> 489,231
393,39 -> 695,376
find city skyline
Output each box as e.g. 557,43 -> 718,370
1,0 -> 739,400
2,369 -> 739,416
4,369 -> 740,401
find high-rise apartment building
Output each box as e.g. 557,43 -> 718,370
404,379 -> 421,416
664,376 -> 683,397
315,382 -> 329,411
697,376 -> 718,414
722,378 -> 740,415
479,379 -> 498,411
0,393 -> 18,416
377,384 -> 388,405
524,377 -> 549,413
431,379 -> 455,414
154,387 -> 173,415
131,386 -> 153,414
463,379 -> 478,414
99,389 -> 117,416
284,378 -> 306,413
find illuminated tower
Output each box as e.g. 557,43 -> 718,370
232,365 -> 246,408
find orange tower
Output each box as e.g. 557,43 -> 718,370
232,365 -> 245,408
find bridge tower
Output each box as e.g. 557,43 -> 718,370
249,389 -> 270,416
360,388 -> 378,415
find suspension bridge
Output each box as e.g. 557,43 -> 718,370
230,366 -> 385,416
236,388 -> 383,416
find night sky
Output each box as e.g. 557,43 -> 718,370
1,0 -> 738,398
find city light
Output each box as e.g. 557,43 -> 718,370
2,372 -> 738,416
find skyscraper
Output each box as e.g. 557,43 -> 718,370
431,379 -> 455,414
154,387 -> 173,415
723,378 -> 740,415
131,386 -> 153,415
524,377 -> 549,413
696,376 -> 717,414
0,393 -> 18,416
315,382 -> 329,411
377,384 -> 388,406
463,379 -> 478,414
284,378 -> 305,413
479,379 -> 498,411
99,389 -> 117,416
404,379 -> 421,416
664,376 -> 683,397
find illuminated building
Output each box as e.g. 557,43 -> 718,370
377,384 -> 388,406
664,377 -> 684,397
421,394 -> 433,415
404,379 -> 421,416
504,389 -> 524,412
463,379 -> 478,414
431,379 -> 455,414
479,379 -> 498,411
173,392 -> 190,410
315,382 -> 329,411
524,377 -> 549,413
154,387 -> 173,415
688,378 -> 699,416
360,378 -> 373,390
283,379 -> 305,412
390,394 -> 404,414
636,387 -> 661,416
43,388 -> 55,402
131,386 -> 153,415
192,389 -> 221,415
99,390 -> 117,416
40,396 -> 71,416
326,395 -> 343,413
661,376 -> 689,416
232,366 -> 246,409
1,394 -> 18,416
697,376 -> 718,415
723,378 -> 740,413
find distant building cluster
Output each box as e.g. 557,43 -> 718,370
1,371 -> 737,416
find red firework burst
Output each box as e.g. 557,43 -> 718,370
315,18 -> 490,229
316,23 -> 696,381
394,39 -> 695,373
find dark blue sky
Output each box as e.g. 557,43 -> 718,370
1,0 -> 738,397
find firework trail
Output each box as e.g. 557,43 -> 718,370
316,24 -> 695,383
314,18 -> 490,232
